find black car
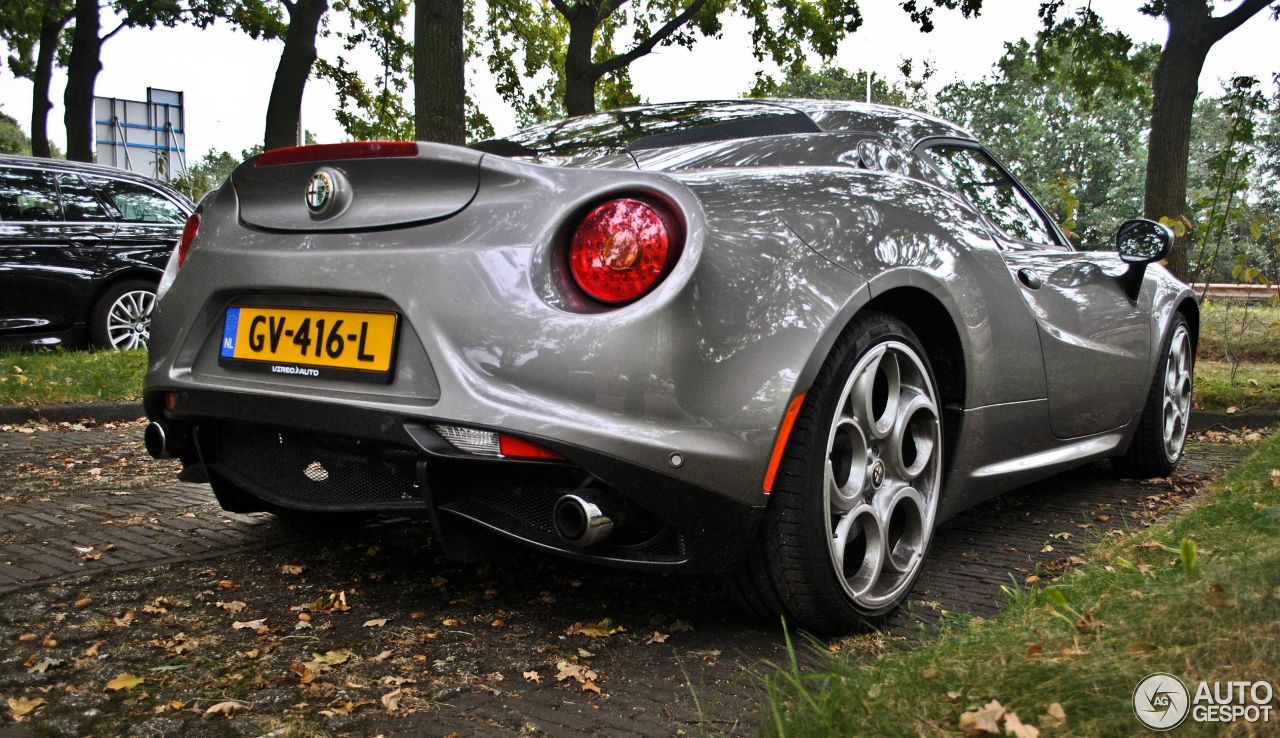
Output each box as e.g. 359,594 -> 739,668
0,155 -> 193,350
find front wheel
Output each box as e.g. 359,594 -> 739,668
1110,317 -> 1193,478
730,311 -> 943,633
89,279 -> 157,350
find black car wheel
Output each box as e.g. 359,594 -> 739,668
1110,315 -> 1193,478
731,311 -> 942,633
90,279 -> 157,350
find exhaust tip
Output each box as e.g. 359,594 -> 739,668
144,421 -> 169,459
554,493 -> 614,547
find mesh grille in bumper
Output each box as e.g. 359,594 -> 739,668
210,422 -> 426,511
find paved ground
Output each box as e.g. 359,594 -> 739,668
0,419 -> 1258,737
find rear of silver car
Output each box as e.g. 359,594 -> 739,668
142,142 -> 780,572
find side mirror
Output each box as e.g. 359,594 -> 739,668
1117,218 -> 1173,264
1116,218 -> 1174,299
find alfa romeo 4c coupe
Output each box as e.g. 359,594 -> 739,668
143,100 -> 1196,632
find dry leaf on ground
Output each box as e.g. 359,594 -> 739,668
960,699 -> 1005,735
1040,703 -> 1067,729
204,701 -> 246,718
565,618 -> 625,638
6,696 -> 45,722
1003,711 -> 1040,738
104,673 -> 144,692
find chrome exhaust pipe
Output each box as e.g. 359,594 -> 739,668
144,421 -> 183,459
553,492 -> 615,547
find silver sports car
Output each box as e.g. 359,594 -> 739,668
143,100 -> 1196,632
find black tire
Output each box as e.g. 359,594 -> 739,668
88,278 -> 157,349
1110,315 -> 1193,479
729,310 -> 942,634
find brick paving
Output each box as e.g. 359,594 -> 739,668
0,421 -> 1255,737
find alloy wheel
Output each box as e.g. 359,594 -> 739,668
106,289 -> 156,350
1162,324 -> 1193,461
823,340 -> 941,610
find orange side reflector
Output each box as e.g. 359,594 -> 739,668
763,392 -> 807,494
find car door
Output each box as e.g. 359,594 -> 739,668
82,174 -> 187,271
0,165 -> 80,342
919,141 -> 1151,439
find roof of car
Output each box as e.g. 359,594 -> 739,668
0,154 -> 190,202
772,98 -> 977,146
581,98 -> 976,147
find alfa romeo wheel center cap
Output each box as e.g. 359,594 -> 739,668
871,460 -> 885,488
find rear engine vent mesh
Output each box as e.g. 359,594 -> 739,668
211,422 -> 424,511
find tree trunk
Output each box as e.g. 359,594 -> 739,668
1143,21 -> 1211,280
63,0 -> 101,162
414,0 -> 465,144
30,5 -> 65,158
563,7 -> 599,116
264,0 -> 328,151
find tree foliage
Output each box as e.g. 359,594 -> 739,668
0,109 -> 31,154
936,16 -> 1158,248
750,59 -> 935,108
478,0 -> 981,122
315,0 -> 414,140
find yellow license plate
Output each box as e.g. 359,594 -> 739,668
219,306 -> 398,380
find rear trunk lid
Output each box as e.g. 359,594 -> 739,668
233,142 -> 483,232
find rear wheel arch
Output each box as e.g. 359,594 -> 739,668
85,268 -> 162,324
861,287 -> 967,486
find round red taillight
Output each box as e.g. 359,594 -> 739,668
176,212 -> 201,268
568,198 -> 676,304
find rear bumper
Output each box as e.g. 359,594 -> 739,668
145,388 -> 762,573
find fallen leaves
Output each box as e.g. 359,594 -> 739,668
321,698 -> 375,717
959,699 -> 1063,737
214,600 -> 248,614
204,700 -> 247,718
6,696 -> 45,722
959,699 -> 1004,735
104,672 -> 145,692
555,660 -> 603,694
1074,610 -> 1101,634
280,564 -> 304,575
523,670 -> 542,684
645,631 -> 669,645
26,656 -> 64,675
291,650 -> 356,684
1041,702 -> 1067,729
381,688 -> 403,713
231,618 -> 268,634
565,618 -> 625,638
363,618 -> 388,628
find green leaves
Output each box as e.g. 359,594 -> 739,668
1179,538 -> 1198,579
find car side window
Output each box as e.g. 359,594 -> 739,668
87,176 -> 186,223
0,167 -> 61,222
57,173 -> 113,222
924,145 -> 1060,247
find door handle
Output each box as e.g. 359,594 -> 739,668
1017,268 -> 1042,290
69,234 -> 103,244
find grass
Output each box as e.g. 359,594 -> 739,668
1195,359 -> 1280,412
1199,299 -> 1280,364
761,432 -> 1280,737
0,349 -> 148,407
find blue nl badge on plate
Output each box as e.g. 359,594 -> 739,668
221,307 -> 240,358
